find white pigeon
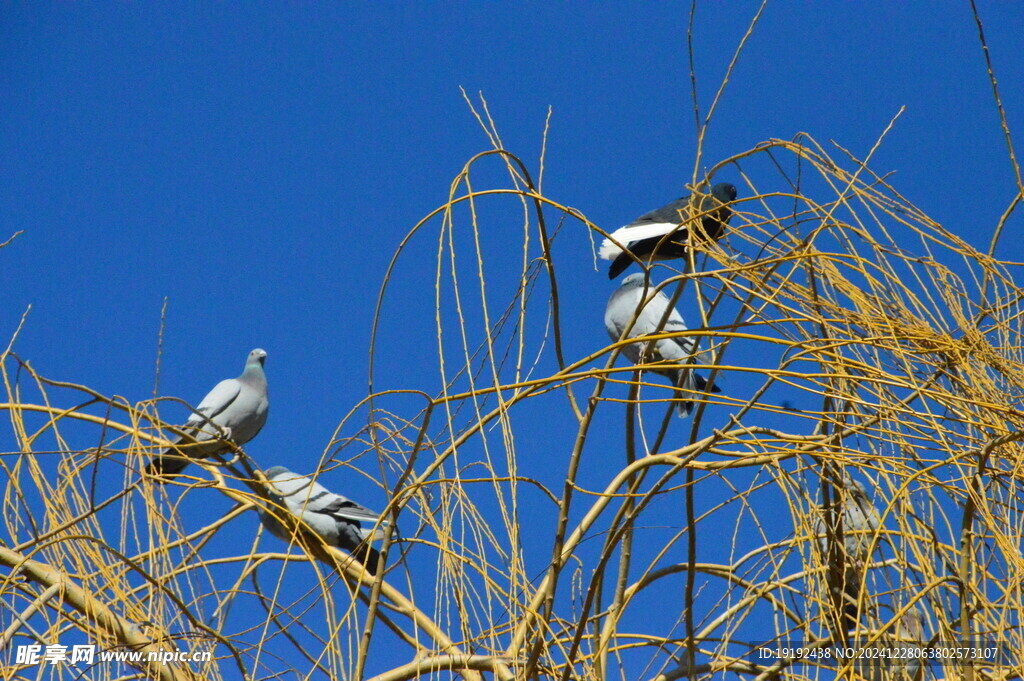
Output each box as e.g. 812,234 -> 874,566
148,348 -> 269,479
260,465 -> 387,574
604,273 -> 719,417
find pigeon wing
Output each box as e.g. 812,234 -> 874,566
604,284 -> 641,340
185,378 -> 242,427
599,196 -> 691,260
319,496 -> 383,523
599,221 -> 682,261
318,496 -> 386,540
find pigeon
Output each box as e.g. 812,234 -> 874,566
854,606 -> 928,681
147,348 -> 269,479
260,465 -> 387,575
600,182 -> 738,279
604,273 -> 720,417
815,475 -> 882,631
898,607 -> 927,681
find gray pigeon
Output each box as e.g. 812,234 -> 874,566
898,607 -> 927,681
815,475 -> 882,630
854,606 -> 928,681
147,348 -> 269,478
895,607 -> 927,681
604,273 -> 720,417
600,182 -> 738,279
260,465 -> 387,574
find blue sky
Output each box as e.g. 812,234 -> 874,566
2,3 -> 1023,679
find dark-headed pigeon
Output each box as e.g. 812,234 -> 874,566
600,182 -> 738,279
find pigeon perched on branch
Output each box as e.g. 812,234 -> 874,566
604,273 -> 719,418
600,182 -> 738,279
815,475 -> 882,631
147,348 -> 269,479
260,465 -> 387,575
855,605 -> 928,681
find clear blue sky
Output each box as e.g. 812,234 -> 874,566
2,3 -> 1022,678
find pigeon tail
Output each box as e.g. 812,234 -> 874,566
673,368 -> 699,418
145,436 -> 194,480
146,436 -> 227,481
145,452 -> 192,479
675,370 -> 721,418
355,543 -> 382,576
608,253 -> 633,279
675,397 -> 695,418
693,371 -> 722,394
837,578 -> 862,633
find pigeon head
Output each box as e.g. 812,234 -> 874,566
264,465 -> 290,479
842,475 -> 870,501
263,466 -> 306,498
620,273 -> 649,289
712,183 -> 738,203
900,607 -> 926,639
247,348 -> 268,367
